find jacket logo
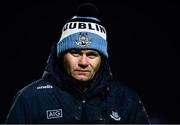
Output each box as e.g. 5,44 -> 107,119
37,85 -> 53,89
46,109 -> 63,119
110,110 -> 121,121
75,32 -> 92,47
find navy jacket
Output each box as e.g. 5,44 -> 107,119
5,42 -> 150,124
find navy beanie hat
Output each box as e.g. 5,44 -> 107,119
57,3 -> 108,58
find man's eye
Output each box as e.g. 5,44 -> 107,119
70,50 -> 80,57
87,53 -> 98,59
72,53 -> 80,57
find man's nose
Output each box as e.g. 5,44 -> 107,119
78,55 -> 89,68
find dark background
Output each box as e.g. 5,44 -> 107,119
1,0 -> 179,123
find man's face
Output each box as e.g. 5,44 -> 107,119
63,49 -> 101,82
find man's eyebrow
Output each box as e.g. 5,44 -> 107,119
86,51 -> 100,56
87,51 -> 99,54
69,49 -> 81,52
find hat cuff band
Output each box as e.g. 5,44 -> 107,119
57,32 -> 108,58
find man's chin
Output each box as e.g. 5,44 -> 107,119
74,76 -> 91,82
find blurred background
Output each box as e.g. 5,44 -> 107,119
1,0 -> 179,123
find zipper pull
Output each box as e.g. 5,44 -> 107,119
82,99 -> 86,104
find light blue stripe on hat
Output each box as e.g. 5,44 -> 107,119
57,32 -> 108,58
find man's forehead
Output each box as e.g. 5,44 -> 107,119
69,49 -> 99,53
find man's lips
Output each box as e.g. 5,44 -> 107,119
75,69 -> 90,72
74,70 -> 90,74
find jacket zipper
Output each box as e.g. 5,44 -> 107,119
81,99 -> 86,122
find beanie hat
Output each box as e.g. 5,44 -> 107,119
57,3 -> 108,58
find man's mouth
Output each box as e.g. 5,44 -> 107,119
74,70 -> 90,74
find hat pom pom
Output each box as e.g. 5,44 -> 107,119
75,2 -> 100,18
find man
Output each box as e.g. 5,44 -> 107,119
5,3 -> 150,124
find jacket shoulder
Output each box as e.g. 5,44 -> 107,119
15,79 -> 56,98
